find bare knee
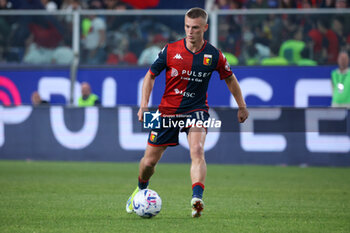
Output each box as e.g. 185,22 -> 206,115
142,145 -> 166,168
190,143 -> 205,162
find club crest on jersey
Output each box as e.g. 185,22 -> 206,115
150,131 -> 158,142
203,54 -> 212,66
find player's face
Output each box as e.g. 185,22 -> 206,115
338,52 -> 349,70
184,16 -> 208,44
81,84 -> 91,97
31,92 -> 41,105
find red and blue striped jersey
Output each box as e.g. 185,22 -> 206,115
150,38 -> 233,115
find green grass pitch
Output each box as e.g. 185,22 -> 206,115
0,160 -> 349,233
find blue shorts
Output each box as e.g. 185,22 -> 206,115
147,110 -> 209,147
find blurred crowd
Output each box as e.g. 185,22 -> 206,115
211,0 -> 350,66
207,0 -> 350,9
0,0 -> 349,66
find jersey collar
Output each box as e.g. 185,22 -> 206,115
337,68 -> 349,74
183,38 -> 207,55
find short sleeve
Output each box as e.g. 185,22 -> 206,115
150,45 -> 168,76
216,50 -> 233,80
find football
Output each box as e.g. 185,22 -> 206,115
133,189 -> 162,218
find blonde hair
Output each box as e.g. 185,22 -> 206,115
185,7 -> 208,23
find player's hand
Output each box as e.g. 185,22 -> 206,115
238,107 -> 249,123
137,107 -> 148,122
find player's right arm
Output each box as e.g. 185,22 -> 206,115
137,45 -> 168,122
138,71 -> 156,122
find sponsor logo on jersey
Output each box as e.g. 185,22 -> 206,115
203,54 -> 212,66
222,52 -> 231,71
174,88 -> 195,98
171,68 -> 178,77
173,53 -> 183,60
181,70 -> 212,78
225,61 -> 231,72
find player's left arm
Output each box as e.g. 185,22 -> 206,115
225,74 -> 249,123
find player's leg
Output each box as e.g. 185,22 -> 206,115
126,123 -> 179,214
126,145 -> 166,213
187,127 -> 207,217
188,127 -> 207,185
138,144 -> 167,189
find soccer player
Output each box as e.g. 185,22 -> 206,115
126,7 -> 249,217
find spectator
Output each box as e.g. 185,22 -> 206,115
106,33 -> 138,65
6,0 -> 44,62
0,0 -> 11,62
266,14 -> 283,46
334,2 -> 350,45
279,0 -> 297,8
331,51 -> 350,107
115,1 -> 132,9
299,0 -> 314,8
61,0 -> 83,24
219,16 -> 242,56
40,0 -> 57,11
335,0 -> 347,8
78,82 -> 101,106
208,0 -> 247,10
104,0 -> 117,9
261,43 -> 288,65
103,0 -> 131,9
251,23 -> 271,60
320,0 -> 336,8
308,22 -> 324,62
280,15 -> 298,42
51,37 -> 74,65
332,16 -> 347,51
240,24 -> 258,65
316,18 -> 339,64
23,18 -> 63,64
279,28 -> 306,64
214,0 -> 243,9
138,34 -> 167,66
61,0 -> 87,9
246,0 -> 269,8
296,45 -> 318,65
267,0 -> 279,8
31,91 -> 49,106
245,1 -> 269,28
244,44 -> 260,65
81,0 -> 107,64
105,0 -> 133,32
0,0 -> 12,9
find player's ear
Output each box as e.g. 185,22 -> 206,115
204,23 -> 208,32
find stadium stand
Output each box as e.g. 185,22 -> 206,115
0,0 -> 349,65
